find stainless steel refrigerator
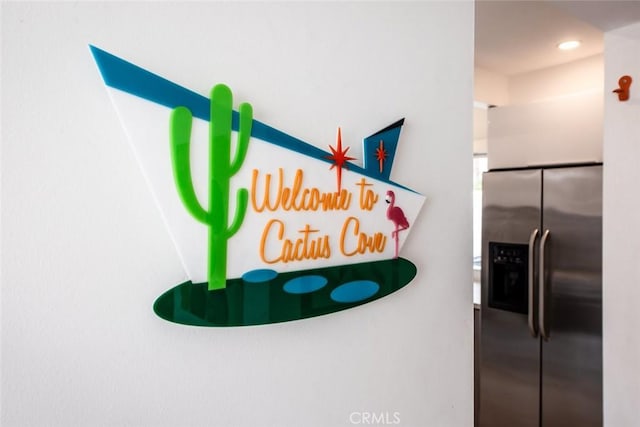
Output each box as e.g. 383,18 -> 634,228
479,164 -> 602,427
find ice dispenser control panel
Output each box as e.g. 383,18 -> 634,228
488,242 -> 528,314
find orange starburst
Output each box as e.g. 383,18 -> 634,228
326,127 -> 356,192
375,140 -> 388,173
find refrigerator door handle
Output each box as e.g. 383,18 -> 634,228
528,228 -> 540,338
539,229 -> 551,341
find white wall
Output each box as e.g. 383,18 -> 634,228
472,69 -> 504,155
476,55 -> 604,166
603,21 -> 640,427
487,89 -> 603,169
508,54 -> 603,104
475,54 -> 603,107
474,66 -> 509,106
483,54 -> 604,169
473,105 -> 488,154
1,3 -> 474,427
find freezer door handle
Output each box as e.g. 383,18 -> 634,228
528,228 -> 539,338
539,229 -> 551,340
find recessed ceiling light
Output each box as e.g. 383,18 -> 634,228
557,40 -> 581,50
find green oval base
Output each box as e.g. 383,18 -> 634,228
153,258 -> 417,327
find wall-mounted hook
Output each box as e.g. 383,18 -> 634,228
613,75 -> 632,101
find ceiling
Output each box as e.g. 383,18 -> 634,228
475,0 -> 640,76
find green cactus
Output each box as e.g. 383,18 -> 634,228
170,84 -> 252,291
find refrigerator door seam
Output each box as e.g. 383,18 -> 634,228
528,228 -> 540,338
539,229 -> 551,341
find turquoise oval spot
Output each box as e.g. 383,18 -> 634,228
242,269 -> 278,283
283,275 -> 328,294
330,280 -> 380,303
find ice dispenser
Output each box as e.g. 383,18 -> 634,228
488,242 -> 528,314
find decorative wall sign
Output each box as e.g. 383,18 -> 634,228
90,46 -> 426,327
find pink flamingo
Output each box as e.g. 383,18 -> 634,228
385,190 -> 410,259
